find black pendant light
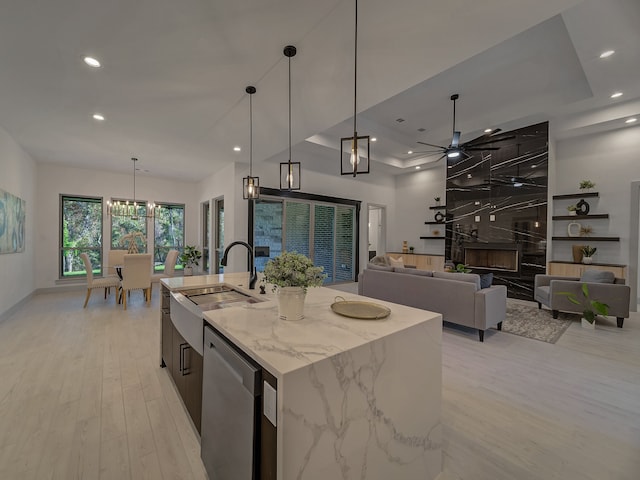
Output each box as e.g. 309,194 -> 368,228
243,86 -> 260,200
280,45 -> 301,190
340,0 -> 370,177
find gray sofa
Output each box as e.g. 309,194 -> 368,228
534,271 -> 630,327
358,265 -> 507,341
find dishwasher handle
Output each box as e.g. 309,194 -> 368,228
205,327 -> 259,396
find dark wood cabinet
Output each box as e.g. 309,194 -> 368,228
161,285 -> 203,433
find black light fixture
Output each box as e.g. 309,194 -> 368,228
243,86 -> 260,200
280,45 -> 301,190
340,0 -> 370,177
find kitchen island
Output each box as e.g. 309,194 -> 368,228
161,273 -> 442,480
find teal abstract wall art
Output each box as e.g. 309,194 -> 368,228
0,188 -> 26,254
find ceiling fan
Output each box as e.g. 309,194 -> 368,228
413,94 -> 514,163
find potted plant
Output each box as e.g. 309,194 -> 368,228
434,196 -> 441,205
557,283 -> 609,329
579,180 -> 595,190
453,263 -> 472,273
581,245 -> 596,264
409,246 -> 415,253
567,204 -> 577,216
179,245 -> 202,276
262,251 -> 327,321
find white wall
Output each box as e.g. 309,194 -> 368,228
554,125 -> 640,267
0,126 -> 37,318
35,164 -> 200,290
204,157 -> 397,275
393,165 -> 447,255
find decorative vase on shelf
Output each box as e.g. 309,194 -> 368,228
582,256 -> 593,265
572,245 -> 585,263
277,287 -> 306,321
581,318 -> 596,329
567,222 -> 581,237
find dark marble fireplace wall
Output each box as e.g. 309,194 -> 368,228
445,122 -> 548,299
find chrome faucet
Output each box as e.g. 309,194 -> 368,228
220,241 -> 257,290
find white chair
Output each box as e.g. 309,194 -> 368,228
120,253 -> 152,310
80,253 -> 120,308
107,249 -> 126,277
151,249 -> 179,295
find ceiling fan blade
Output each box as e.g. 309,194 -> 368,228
464,146 -> 500,151
417,141 -> 447,149
466,135 -> 516,148
414,151 -> 448,157
451,131 -> 461,148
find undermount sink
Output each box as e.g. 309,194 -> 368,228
181,284 -> 266,311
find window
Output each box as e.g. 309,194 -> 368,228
253,190 -> 359,283
154,203 -> 185,272
60,195 -> 103,278
110,200 -> 148,253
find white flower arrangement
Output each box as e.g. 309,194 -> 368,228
262,251 -> 327,293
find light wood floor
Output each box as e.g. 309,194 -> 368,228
1,288 -> 639,479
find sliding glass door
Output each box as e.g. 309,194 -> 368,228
254,197 -> 356,283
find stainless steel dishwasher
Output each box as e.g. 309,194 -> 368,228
201,325 -> 261,480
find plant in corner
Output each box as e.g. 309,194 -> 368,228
579,180 -> 596,190
179,245 -> 202,275
557,283 -> 609,326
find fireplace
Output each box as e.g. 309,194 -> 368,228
463,243 -> 520,273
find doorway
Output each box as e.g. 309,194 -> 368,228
367,205 -> 386,261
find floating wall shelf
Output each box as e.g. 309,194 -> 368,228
552,214 -> 609,220
429,206 -> 447,210
551,236 -> 619,241
420,236 -> 446,240
552,192 -> 599,199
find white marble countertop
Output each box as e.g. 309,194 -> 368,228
187,280 -> 440,380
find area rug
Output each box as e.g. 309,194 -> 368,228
502,302 -> 578,344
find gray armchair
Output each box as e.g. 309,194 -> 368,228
534,272 -> 630,327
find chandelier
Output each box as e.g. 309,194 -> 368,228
106,157 -> 160,220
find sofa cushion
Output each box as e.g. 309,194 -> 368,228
480,273 -> 493,289
433,271 -> 481,290
580,270 -> 615,284
367,263 -> 393,272
388,256 -> 405,268
369,255 -> 389,266
395,266 -> 433,276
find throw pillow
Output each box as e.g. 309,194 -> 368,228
388,256 -> 404,268
580,270 -> 615,284
369,255 -> 389,266
480,273 -> 493,289
367,263 -> 393,272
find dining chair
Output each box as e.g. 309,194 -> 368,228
120,253 -> 152,310
107,249 -> 126,276
151,249 -> 179,295
80,253 -> 120,308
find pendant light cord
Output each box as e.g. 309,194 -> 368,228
249,92 -> 253,177
353,0 -> 358,139
132,157 -> 137,205
288,54 -> 292,169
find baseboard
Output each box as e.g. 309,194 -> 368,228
0,292 -> 35,324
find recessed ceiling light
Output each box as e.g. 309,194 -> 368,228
599,50 -> 615,58
233,146 -> 241,152
531,164 -> 537,168
92,113 -> 104,121
484,128 -> 493,133
467,173 -> 472,179
611,92 -> 623,98
83,56 -> 101,68
625,118 -> 637,124
415,166 -> 421,170
371,137 -> 377,142
407,150 -> 413,154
